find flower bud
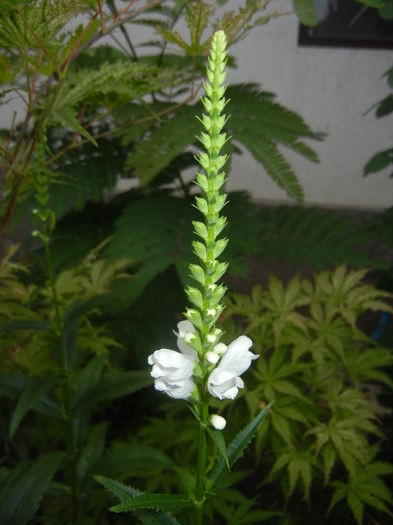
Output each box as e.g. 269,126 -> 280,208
214,343 -> 227,355
209,414 -> 226,430
205,351 -> 219,365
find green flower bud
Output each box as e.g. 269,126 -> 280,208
193,221 -> 208,240
189,264 -> 206,285
186,286 -> 204,310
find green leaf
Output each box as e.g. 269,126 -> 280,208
0,319 -> 53,332
94,476 -> 182,525
210,404 -> 272,490
72,355 -> 106,409
0,452 -> 64,525
100,443 -> 173,477
258,205 -> 381,269
110,493 -> 193,513
95,475 -> 139,501
62,295 -> 110,371
293,0 -> 318,26
347,491 -> 364,525
376,94 -> 393,117
93,369 -> 152,402
207,427 -> 229,469
364,149 -> 393,176
355,0 -> 385,7
9,376 -> 54,440
51,107 -> 98,147
379,2 -> 393,20
77,423 -> 107,487
125,104 -> 200,186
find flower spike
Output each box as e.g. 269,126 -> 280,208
147,30 -> 258,406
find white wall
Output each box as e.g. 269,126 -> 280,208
220,0 -> 393,210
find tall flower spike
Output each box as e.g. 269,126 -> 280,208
185,30 -> 229,366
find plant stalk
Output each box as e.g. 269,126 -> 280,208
195,403 -> 208,524
43,234 -> 78,521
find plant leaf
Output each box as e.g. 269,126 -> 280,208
0,452 -> 64,525
9,376 -> 54,440
209,404 -> 272,490
293,0 -> 318,27
207,427 -> 229,469
95,476 -> 182,525
109,493 -> 193,513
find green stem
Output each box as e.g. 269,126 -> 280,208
195,403 -> 208,524
43,234 -> 78,521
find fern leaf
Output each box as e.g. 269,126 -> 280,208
258,206 -> 383,269
125,104 -> 201,185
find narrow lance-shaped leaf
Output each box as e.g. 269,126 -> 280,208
209,404 -> 272,490
94,476 -> 182,525
9,376 -> 54,440
109,493 -> 194,514
0,452 -> 64,525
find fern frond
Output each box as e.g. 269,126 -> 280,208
125,104 -> 201,185
258,206 -> 382,269
53,60 -> 179,111
124,83 -> 320,196
105,192 -> 263,303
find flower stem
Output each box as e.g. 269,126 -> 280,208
195,402 -> 208,524
43,234 -> 78,521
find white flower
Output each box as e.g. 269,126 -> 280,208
209,414 -> 226,430
207,335 -> 258,400
148,321 -> 198,399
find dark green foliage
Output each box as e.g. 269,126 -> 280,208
364,148 -> 393,178
209,404 -> 271,491
364,65 -> 393,178
131,268 -> 393,525
0,452 -> 64,525
223,267 -> 393,524
95,476 -> 183,525
228,84 -> 321,202
105,192 -> 263,302
122,84 -> 321,201
258,205 -> 383,269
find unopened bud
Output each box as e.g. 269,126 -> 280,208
205,351 -> 219,365
209,414 -> 226,430
214,343 -> 227,355
206,333 -> 217,344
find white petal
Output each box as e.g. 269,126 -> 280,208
150,364 -> 164,378
177,336 -> 198,360
147,354 -> 155,365
154,379 -> 167,392
166,378 -> 195,399
177,320 -> 195,337
222,386 -> 239,399
209,368 -> 237,386
154,348 -> 186,368
218,335 -> 258,376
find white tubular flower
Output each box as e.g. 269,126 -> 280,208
209,414 -> 226,430
207,335 -> 258,400
148,321 -> 198,399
